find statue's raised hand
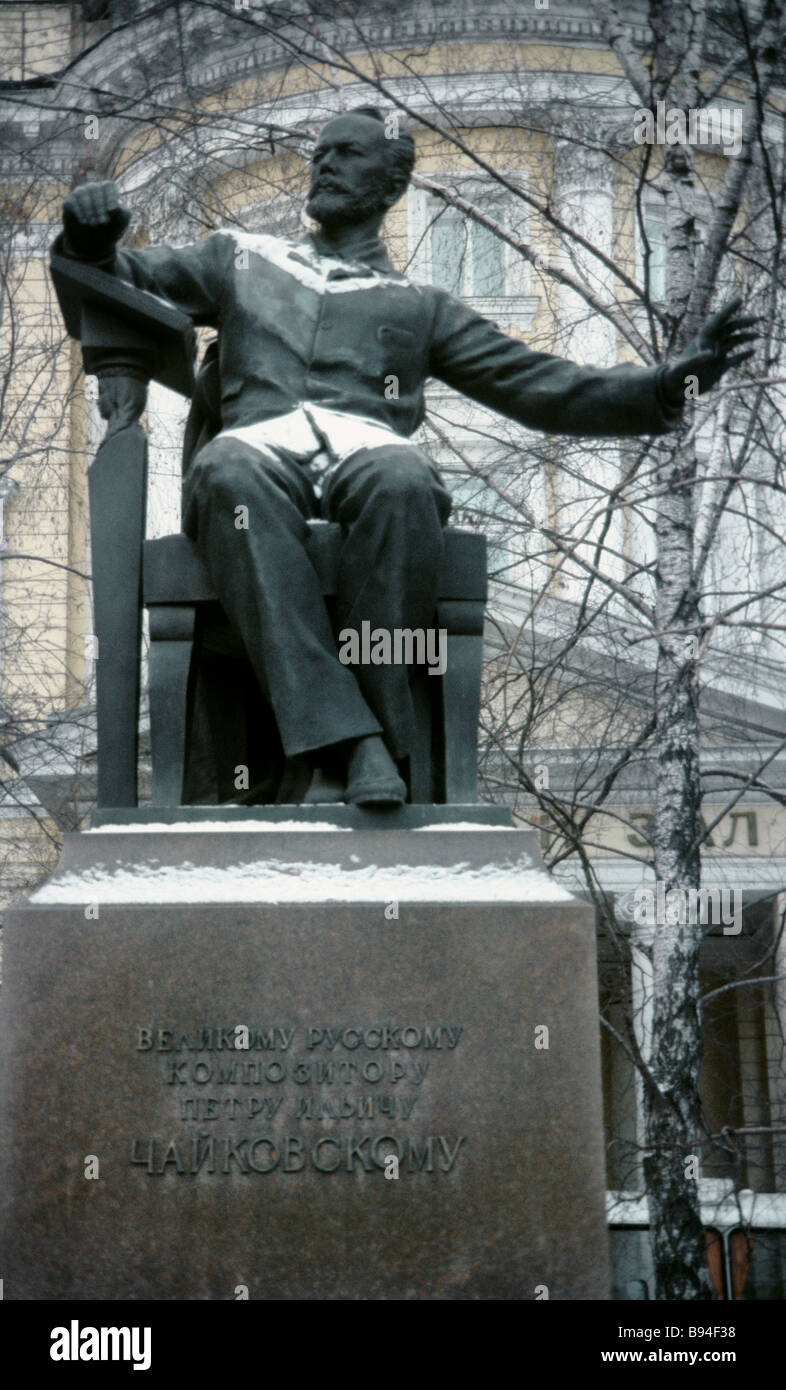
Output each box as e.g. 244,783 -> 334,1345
662,296 -> 759,406
62,180 -> 130,260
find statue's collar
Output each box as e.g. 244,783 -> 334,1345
308,230 -> 394,274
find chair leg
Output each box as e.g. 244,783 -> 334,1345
148,605 -> 196,807
437,600 -> 485,804
89,423 -> 147,807
408,669 -> 433,803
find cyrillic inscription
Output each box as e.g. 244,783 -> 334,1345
135,1024 -> 461,1052
131,1022 -> 465,1176
130,1134 -> 466,1175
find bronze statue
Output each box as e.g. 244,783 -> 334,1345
57,107 -> 757,806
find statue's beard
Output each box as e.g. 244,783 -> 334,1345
306,176 -> 391,229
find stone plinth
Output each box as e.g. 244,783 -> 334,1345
0,816 -> 609,1300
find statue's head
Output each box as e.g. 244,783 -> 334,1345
307,107 -> 415,230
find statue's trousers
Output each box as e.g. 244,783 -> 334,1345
182,435 -> 451,763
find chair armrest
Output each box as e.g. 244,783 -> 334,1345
50,253 -> 196,396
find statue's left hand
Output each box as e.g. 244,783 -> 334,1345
662,296 -> 759,406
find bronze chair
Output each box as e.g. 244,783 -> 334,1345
51,254 -> 487,810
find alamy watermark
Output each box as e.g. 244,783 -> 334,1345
620,882 -> 742,935
50,1321 -> 151,1370
338,622 -> 447,676
634,101 -> 742,157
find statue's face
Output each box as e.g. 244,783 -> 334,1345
307,115 -> 399,229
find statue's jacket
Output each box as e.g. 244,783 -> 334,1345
58,226 -> 682,444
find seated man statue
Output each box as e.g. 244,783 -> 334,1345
56,106 -> 756,807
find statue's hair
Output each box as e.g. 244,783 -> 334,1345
333,105 -> 416,189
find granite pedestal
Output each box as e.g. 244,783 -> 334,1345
0,813 -> 610,1300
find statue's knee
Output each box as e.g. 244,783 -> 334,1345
189,438 -> 259,505
363,447 -> 442,506
381,452 -> 451,524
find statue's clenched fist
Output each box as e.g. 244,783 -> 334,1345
62,180 -> 130,259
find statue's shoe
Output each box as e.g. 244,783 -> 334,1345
345,776 -> 407,807
344,735 -> 407,807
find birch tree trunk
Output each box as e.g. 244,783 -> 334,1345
637,0 -> 712,1305
646,427 -> 709,1299
641,0 -> 781,1301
